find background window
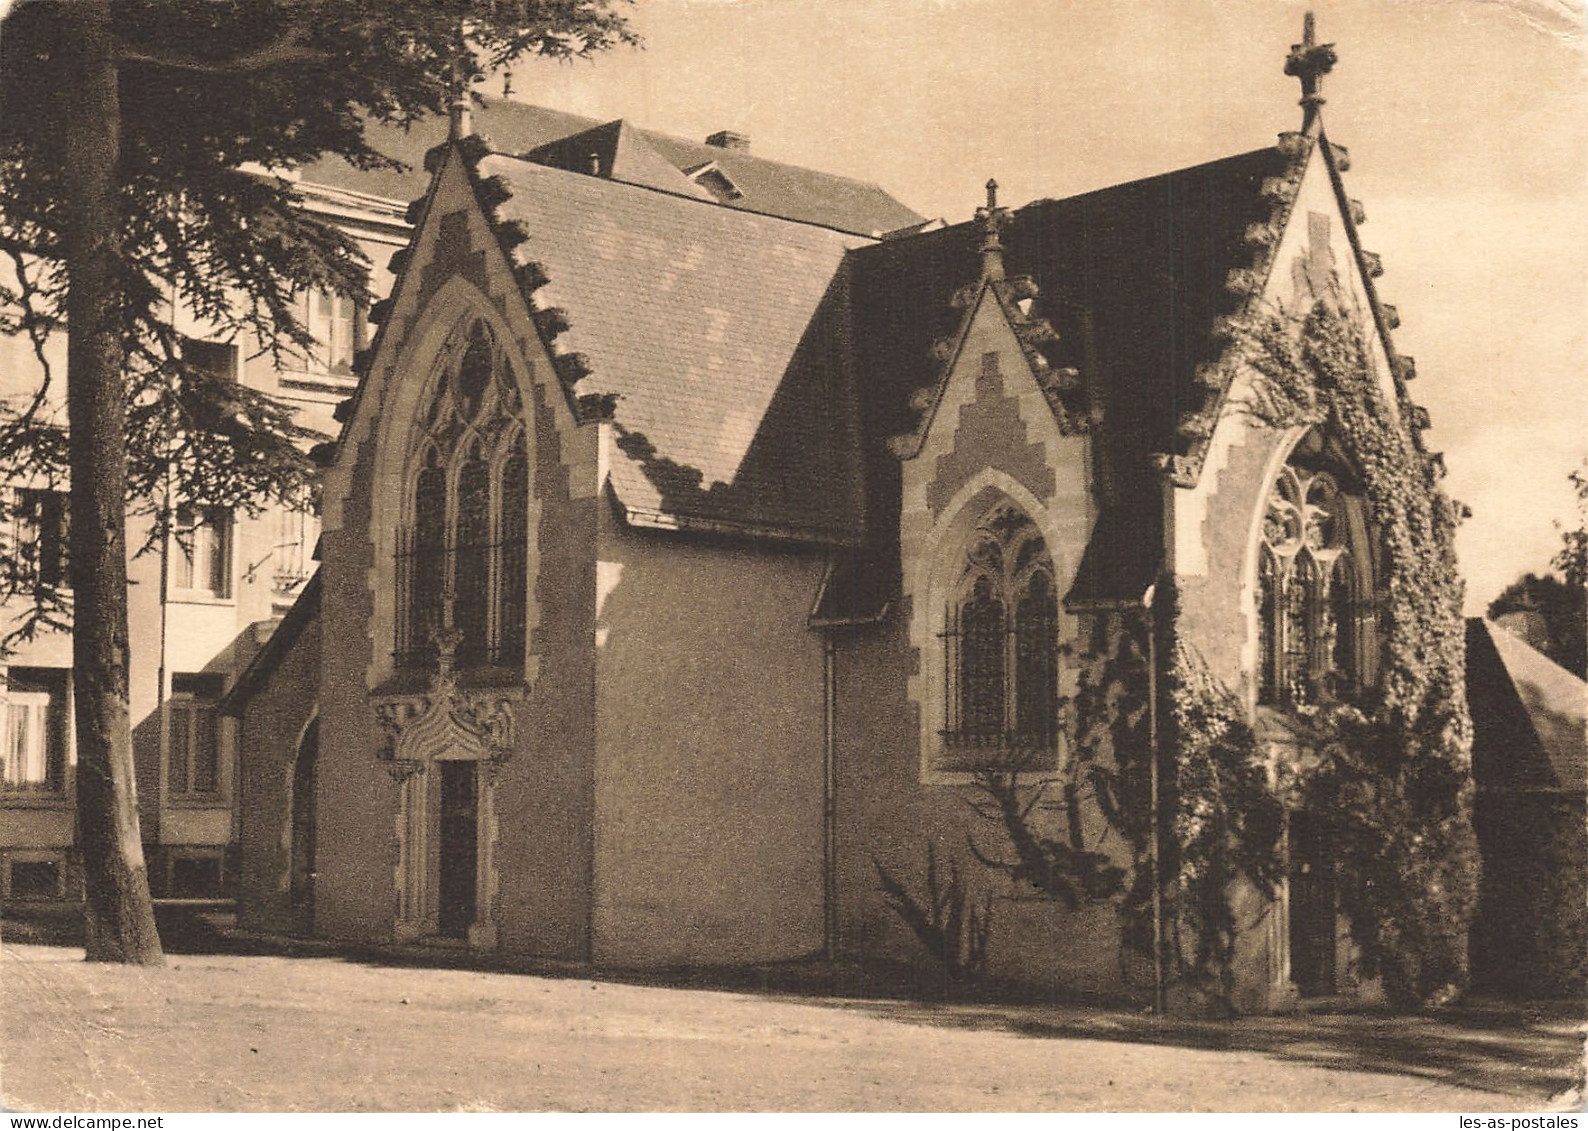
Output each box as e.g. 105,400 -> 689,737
15,489 -> 70,591
303,289 -> 359,375
2,667 -> 69,795
174,506 -> 233,599
168,672 -> 224,798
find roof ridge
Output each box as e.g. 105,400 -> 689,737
479,148 -> 883,240
1022,145 -> 1285,213
635,126 -> 908,194
477,96 -> 907,202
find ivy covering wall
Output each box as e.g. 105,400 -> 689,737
1239,302 -> 1480,1008
955,302 -> 1478,1012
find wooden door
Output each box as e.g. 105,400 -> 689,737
438,761 -> 478,939
1288,810 -> 1337,996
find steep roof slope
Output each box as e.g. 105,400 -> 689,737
843,144 -> 1296,608
851,145 -> 1294,511
522,119 -> 715,201
1468,618 -> 1587,794
300,99 -> 921,236
480,153 -> 870,540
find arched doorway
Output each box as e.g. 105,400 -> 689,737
290,718 -> 318,936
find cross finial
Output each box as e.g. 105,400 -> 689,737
1284,11 -> 1338,134
975,178 -> 1009,282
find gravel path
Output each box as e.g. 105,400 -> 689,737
2,943 -> 1580,1112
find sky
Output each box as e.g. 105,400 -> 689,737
501,0 -> 1586,613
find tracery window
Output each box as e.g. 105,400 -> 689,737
940,505 -> 1060,770
396,320 -> 528,672
1257,443 -> 1372,707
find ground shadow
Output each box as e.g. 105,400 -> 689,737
7,907 -> 1581,1104
866,997 -> 1583,1102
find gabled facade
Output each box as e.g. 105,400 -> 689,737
0,96 -> 913,918
228,28 -> 1475,1011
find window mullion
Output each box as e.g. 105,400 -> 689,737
488,461 -> 501,663
1003,605 -> 1017,743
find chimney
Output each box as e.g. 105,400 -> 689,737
705,130 -> 750,153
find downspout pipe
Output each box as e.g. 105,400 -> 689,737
1143,581 -> 1165,1017
823,632 -> 838,961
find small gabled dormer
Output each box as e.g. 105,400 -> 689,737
894,182 -> 1097,784
683,160 -> 744,203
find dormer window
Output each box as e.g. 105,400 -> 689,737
684,161 -> 744,203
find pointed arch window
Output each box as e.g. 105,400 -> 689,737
396,320 -> 529,672
940,505 -> 1060,771
1257,439 -> 1375,707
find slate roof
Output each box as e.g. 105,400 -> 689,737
1468,618 -> 1588,795
846,144 -> 1301,605
480,153 -> 870,540
854,145 -> 1294,494
523,119 -> 716,202
300,98 -> 921,237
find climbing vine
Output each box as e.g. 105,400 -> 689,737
965,616 -> 1146,913
1160,639 -> 1286,1010
966,602 -> 1284,1013
1238,301 -> 1479,1008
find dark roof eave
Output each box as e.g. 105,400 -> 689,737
617,500 -> 858,549
219,570 -> 322,717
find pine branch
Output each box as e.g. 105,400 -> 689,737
0,247 -> 58,437
116,21 -> 326,74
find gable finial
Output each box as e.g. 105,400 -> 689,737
1285,11 -> 1337,134
975,177 -> 1008,282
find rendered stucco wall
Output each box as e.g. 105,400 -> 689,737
592,523 -> 827,967
235,617 -> 320,935
830,609 -> 1141,1002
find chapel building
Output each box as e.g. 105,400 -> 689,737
224,23 -> 1455,1012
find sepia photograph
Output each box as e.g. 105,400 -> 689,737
0,0 -> 1584,1115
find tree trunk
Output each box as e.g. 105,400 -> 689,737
63,0 -> 163,965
